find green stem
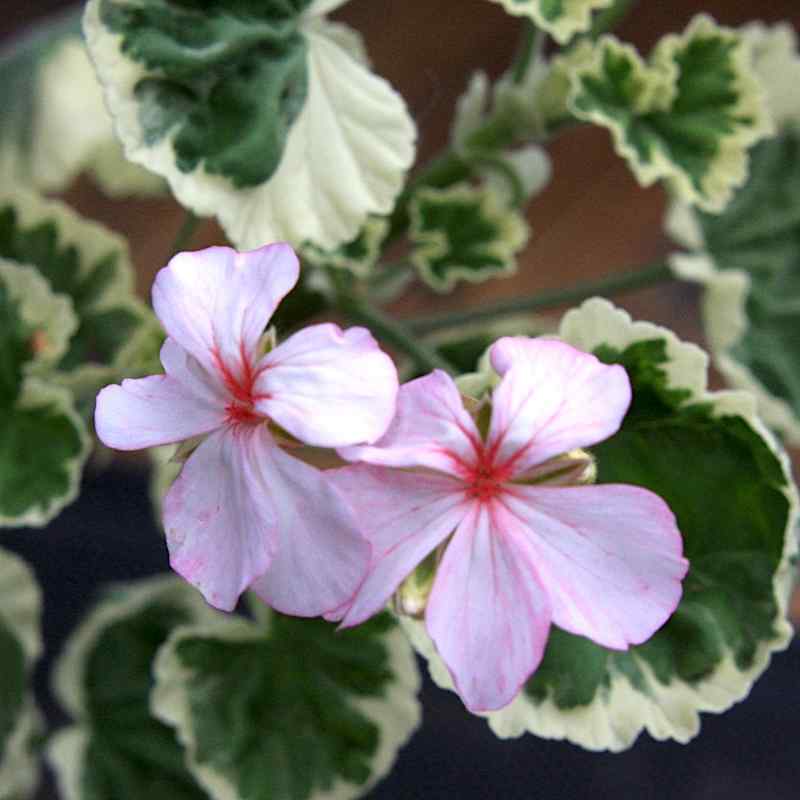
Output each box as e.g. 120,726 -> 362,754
170,211 -> 201,255
511,20 -> 543,85
367,261 -> 415,303
586,0 -> 639,39
406,261 -> 673,335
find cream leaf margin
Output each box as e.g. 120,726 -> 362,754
151,612 -> 421,800
0,258 -> 77,372
47,575 -> 220,800
569,15 -> 773,213
0,379 -> 91,528
32,37 -> 163,197
0,189 -> 154,391
83,0 -> 415,251
409,183 -> 530,293
487,0 -> 614,45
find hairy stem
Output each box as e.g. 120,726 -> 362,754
405,261 -> 673,335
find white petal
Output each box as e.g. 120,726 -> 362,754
340,370 -> 481,476
329,465 -> 469,627
95,369 -> 224,452
487,337 -> 631,476
426,502 -> 552,712
255,324 -> 398,447
151,243 -> 298,383
503,484 -> 688,649
249,430 -> 371,617
164,426 -> 276,611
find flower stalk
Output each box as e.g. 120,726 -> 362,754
405,261 -> 673,335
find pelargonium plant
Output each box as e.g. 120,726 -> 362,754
1,1 -> 799,798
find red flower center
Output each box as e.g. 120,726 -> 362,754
464,452 -> 509,503
213,342 -> 269,426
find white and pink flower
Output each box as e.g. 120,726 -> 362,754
95,243 -> 398,614
333,337 -> 688,712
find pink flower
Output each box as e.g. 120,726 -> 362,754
95,244 -> 398,614
332,338 -> 688,712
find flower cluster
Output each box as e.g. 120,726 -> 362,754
96,244 -> 688,712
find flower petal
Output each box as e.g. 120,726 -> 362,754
255,324 -> 397,447
487,337 -> 631,475
503,484 -> 688,649
340,370 -> 481,476
159,337 -> 229,407
329,465 -> 469,627
426,502 -> 552,712
248,430 -> 371,617
151,243 -> 299,383
164,426 -> 276,611
95,339 -> 227,450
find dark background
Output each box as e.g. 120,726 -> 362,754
3,2 -> 800,798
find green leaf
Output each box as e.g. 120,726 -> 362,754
0,191 -> 152,390
569,15 -> 771,212
153,608 -> 421,800
47,576 -> 218,800
487,0 -> 614,44
0,272 -> 32,409
0,547 -> 42,799
409,183 -> 529,292
405,299 -> 798,751
0,380 -> 90,528
98,0 -> 313,188
0,259 -> 78,405
300,216 -> 389,278
668,126 -> 800,445
85,0 -> 415,251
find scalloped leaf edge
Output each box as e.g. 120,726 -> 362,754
1,379 -> 90,528
0,189 -> 154,389
151,612 -> 421,800
568,15 -> 773,213
487,0 -> 614,45
83,2 -> 415,251
0,257 -> 78,373
409,183 -> 530,292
